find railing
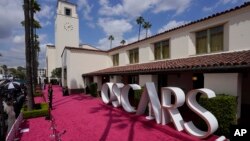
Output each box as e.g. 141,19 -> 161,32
5,113 -> 23,141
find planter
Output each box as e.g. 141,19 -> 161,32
21,103 -> 49,119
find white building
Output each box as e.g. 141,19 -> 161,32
38,68 -> 46,77
47,1 -> 250,122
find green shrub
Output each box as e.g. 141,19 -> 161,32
199,94 -> 237,138
134,87 -> 144,108
34,92 -> 42,97
21,103 -> 49,119
89,83 -> 98,97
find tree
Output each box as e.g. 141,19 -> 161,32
2,65 -> 7,75
23,0 -> 34,110
51,68 -> 62,78
23,0 -> 41,110
108,35 -> 114,49
120,40 -> 126,45
143,21 -> 152,38
136,16 -> 145,41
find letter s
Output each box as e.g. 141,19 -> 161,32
184,88 -> 218,139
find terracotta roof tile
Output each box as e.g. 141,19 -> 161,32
83,50 -> 250,76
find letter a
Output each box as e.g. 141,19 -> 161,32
234,129 -> 241,136
136,82 -> 161,124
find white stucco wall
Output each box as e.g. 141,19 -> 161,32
46,46 -> 56,79
171,33 -> 189,59
66,49 -> 111,90
228,7 -> 250,51
139,75 -> 158,88
204,73 -> 240,96
204,73 -> 242,119
80,44 -> 99,50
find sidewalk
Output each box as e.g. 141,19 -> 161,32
18,85 -> 218,141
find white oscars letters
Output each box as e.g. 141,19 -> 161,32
100,82 -> 218,139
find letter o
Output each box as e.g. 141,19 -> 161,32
101,83 -> 115,104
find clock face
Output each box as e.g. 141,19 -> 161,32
64,22 -> 73,31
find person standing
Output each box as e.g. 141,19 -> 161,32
48,84 -> 53,109
3,99 -> 16,133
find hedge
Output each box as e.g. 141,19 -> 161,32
89,83 -> 98,97
21,103 -> 49,119
134,87 -> 144,108
198,94 -> 237,138
34,92 -> 42,97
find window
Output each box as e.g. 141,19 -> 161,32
196,25 -> 223,54
65,8 -> 71,16
154,40 -> 170,60
112,54 -> 119,66
129,48 -> 139,64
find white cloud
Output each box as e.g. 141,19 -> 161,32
13,35 -> 25,44
37,5 -> 54,19
158,20 -> 189,33
99,0 -> 157,17
203,0 -> 239,12
97,18 -> 132,50
38,43 -> 52,68
98,18 -> 132,36
153,0 -> 192,15
77,0 -> 93,21
98,0 -> 192,17
0,0 -> 23,39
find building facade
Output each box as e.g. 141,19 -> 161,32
46,1 -> 250,122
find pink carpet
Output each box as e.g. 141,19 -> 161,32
19,85 -> 218,141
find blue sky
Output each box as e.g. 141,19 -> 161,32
0,0 -> 249,68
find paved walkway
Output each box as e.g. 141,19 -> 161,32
19,85 -> 217,141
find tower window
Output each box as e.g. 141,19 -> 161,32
65,8 -> 71,16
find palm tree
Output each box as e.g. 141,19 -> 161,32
108,35 -> 114,49
143,21 -> 152,38
136,16 -> 145,41
120,40 -> 126,45
24,0 -> 34,110
23,0 -> 41,110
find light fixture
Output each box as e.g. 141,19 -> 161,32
192,76 -> 197,81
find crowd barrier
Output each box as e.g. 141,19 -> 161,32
6,113 -> 23,141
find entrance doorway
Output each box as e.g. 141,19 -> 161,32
158,74 -> 168,100
241,72 -> 250,124
192,73 -> 204,89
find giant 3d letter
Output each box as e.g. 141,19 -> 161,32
121,84 -> 141,113
161,87 -> 185,131
101,83 -> 115,104
136,83 -> 161,124
112,83 -> 124,107
184,88 -> 218,138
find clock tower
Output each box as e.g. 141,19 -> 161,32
55,0 -> 79,68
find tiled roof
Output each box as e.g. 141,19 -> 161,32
47,45 -> 55,47
65,47 -> 107,53
82,50 -> 250,76
107,2 -> 250,52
